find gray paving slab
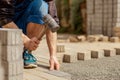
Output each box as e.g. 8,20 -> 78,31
1,45 -> 23,61
110,37 -> 120,42
103,49 -> 116,57
0,29 -> 22,45
91,50 -> 104,58
77,51 -> 91,60
46,70 -> 71,80
115,48 -> 120,55
2,60 -> 23,76
63,53 -> 77,63
57,45 -> 65,53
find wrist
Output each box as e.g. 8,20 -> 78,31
22,34 -> 30,49
50,55 -> 57,59
22,34 -> 30,44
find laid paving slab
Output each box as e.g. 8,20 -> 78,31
57,44 -> 65,53
57,39 -> 70,43
24,72 -> 46,80
98,36 -> 109,42
77,35 -> 86,42
57,53 -> 64,64
63,53 -> 77,63
87,35 -> 96,42
103,49 -> 116,57
110,37 -> 120,42
91,49 -> 104,58
69,36 -> 79,42
24,67 -> 69,80
77,51 -> 91,60
115,48 -> 120,55
87,35 -> 104,42
45,70 -> 71,80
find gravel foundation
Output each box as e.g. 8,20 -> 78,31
61,56 -> 120,80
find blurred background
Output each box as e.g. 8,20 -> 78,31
55,0 -> 86,34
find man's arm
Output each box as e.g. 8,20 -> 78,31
46,0 -> 60,70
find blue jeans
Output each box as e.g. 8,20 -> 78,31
13,0 -> 48,34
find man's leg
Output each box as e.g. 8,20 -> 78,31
27,22 -> 46,40
26,22 -> 60,70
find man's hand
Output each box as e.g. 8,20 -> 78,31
24,37 -> 40,51
49,56 -> 60,70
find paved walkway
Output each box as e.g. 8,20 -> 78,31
23,37 -> 71,80
23,34 -> 120,80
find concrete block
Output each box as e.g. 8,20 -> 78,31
4,75 -> 16,80
91,50 -> 104,58
15,31 -> 23,45
16,74 -> 23,80
115,48 -> 120,55
99,36 -> 109,42
114,23 -> 120,28
4,74 -> 23,80
57,54 -> 64,64
57,45 -> 65,53
46,70 -> 71,80
69,36 -> 79,42
109,37 -> 120,42
77,51 -> 91,60
57,39 -> 70,43
87,35 -> 96,42
87,35 -> 103,42
113,32 -> 120,37
1,45 -> 23,61
0,42 -> 1,63
0,29 -> 22,45
2,60 -> 23,76
0,66 -> 5,80
103,49 -> 116,57
16,60 -> 23,75
77,35 -> 86,42
63,53 -> 77,63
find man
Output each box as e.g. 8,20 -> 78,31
0,0 -> 60,70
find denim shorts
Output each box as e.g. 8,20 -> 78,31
13,0 -> 48,34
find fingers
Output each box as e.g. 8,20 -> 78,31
49,57 -> 60,70
32,37 -> 40,44
49,60 -> 54,70
49,61 -> 60,71
55,62 -> 60,70
25,37 -> 40,51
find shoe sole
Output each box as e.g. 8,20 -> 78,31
24,64 -> 38,69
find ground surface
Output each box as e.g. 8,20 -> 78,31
61,56 -> 120,80
33,35 -> 120,80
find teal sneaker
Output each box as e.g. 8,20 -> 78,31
23,50 -> 37,68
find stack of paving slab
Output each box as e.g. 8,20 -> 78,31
87,0 -> 120,36
0,29 -> 23,80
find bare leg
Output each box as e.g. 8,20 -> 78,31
26,22 -> 60,70
46,29 -> 60,70
27,22 -> 46,40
